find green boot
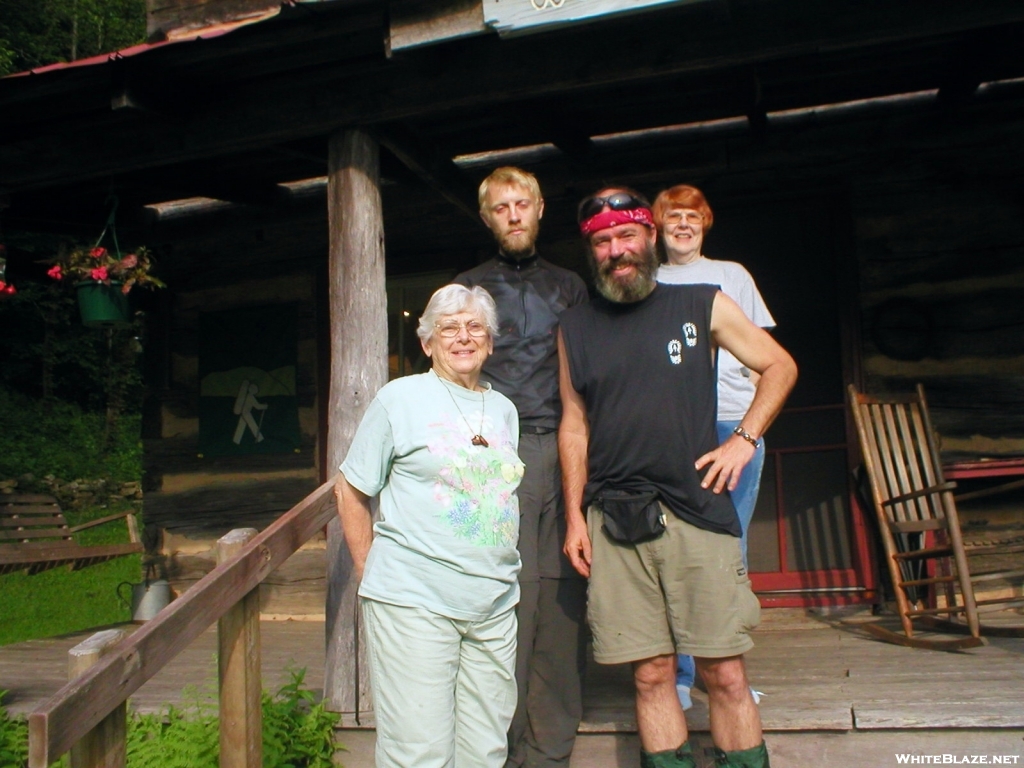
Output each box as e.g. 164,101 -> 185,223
640,741 -> 697,768
714,741 -> 771,768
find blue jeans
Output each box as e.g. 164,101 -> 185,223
677,420 -> 765,688
716,419 -> 766,567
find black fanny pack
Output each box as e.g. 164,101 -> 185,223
597,489 -> 666,544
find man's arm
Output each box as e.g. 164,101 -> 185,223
557,329 -> 592,578
334,474 -> 374,580
698,291 -> 798,494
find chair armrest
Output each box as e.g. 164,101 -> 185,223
882,481 -> 957,507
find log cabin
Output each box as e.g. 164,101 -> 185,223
2,0 -> 1023,722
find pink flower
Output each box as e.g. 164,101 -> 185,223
90,266 -> 109,281
90,247 -> 107,259
0,282 -> 14,295
47,265 -> 63,280
121,280 -> 133,295
119,254 -> 138,270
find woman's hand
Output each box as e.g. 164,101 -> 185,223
335,475 -> 374,580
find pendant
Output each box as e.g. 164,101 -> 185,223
471,434 -> 489,447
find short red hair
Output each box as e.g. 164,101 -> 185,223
652,185 -> 714,232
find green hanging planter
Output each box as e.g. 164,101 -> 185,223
76,281 -> 130,327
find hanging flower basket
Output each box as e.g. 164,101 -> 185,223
75,280 -> 131,327
47,197 -> 165,326
49,243 -> 165,328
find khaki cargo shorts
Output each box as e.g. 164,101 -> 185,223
586,503 -> 760,665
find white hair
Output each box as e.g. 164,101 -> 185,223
417,284 -> 499,343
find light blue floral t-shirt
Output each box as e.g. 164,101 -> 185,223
341,370 -> 525,621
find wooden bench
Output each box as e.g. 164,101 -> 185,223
0,494 -> 143,576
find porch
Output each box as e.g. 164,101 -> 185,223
3,608 -> 1022,767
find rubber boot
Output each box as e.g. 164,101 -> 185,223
713,741 -> 771,768
640,741 -> 697,768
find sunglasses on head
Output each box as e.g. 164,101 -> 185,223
577,192 -> 649,223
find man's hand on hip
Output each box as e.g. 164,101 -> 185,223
695,434 -> 756,494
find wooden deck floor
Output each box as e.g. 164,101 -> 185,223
3,608 -> 1023,735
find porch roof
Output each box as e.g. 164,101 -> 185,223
3,0 -> 1024,283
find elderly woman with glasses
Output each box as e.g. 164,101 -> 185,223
336,283 -> 525,768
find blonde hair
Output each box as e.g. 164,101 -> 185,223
478,167 -> 542,210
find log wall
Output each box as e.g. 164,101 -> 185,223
855,174 -> 1024,457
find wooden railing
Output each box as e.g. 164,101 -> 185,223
28,477 -> 338,768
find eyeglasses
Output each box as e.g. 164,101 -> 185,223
577,192 -> 650,223
662,210 -> 704,226
435,320 -> 488,338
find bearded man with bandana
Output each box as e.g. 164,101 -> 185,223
556,188 -> 797,768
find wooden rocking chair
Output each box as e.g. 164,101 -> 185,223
0,494 -> 143,576
847,384 -> 1024,650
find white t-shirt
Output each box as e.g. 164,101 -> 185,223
658,258 -> 776,420
341,370 -> 524,621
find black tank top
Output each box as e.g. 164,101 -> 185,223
560,283 -> 740,536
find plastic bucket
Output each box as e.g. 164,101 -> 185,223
76,281 -> 130,327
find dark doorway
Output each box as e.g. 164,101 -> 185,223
706,192 -> 872,604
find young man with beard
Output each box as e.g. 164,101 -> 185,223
454,167 -> 589,768
557,189 -> 797,768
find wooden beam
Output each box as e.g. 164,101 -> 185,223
534,111 -> 596,168
388,0 -> 487,53
377,124 -> 479,221
217,528 -> 262,768
323,129 -> 387,723
68,630 -> 128,768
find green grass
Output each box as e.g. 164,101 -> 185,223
0,384 -> 146,646
0,502 -> 141,646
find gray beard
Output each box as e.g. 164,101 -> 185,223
592,245 -> 659,304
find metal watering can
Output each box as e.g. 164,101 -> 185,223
117,571 -> 171,622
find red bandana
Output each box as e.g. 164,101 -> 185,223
579,207 -> 655,236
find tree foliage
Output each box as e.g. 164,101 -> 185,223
0,279 -> 145,416
0,0 -> 146,77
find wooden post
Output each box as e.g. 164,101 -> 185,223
217,528 -> 261,768
68,629 -> 128,768
323,129 -> 387,722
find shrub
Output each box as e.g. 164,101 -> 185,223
0,669 -> 342,768
0,386 -> 141,483
0,693 -> 29,768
